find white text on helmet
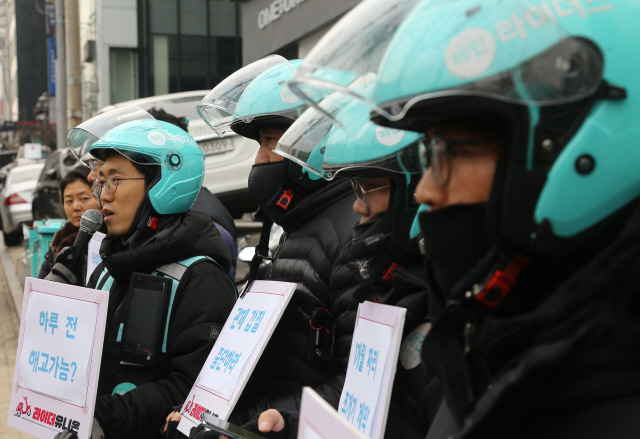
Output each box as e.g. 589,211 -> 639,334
493,1 -> 614,44
166,132 -> 198,147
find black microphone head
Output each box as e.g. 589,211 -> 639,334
80,209 -> 103,233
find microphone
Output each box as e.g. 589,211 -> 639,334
70,209 -> 103,270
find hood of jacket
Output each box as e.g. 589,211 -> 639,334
99,211 -> 232,284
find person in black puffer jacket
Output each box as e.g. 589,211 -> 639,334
47,107 -> 236,439
370,3 -> 640,437
161,56 -> 357,433
234,85 -> 442,439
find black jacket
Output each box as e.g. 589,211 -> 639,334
236,261 -> 440,439
424,201 -> 640,439
89,211 -> 236,439
38,221 -> 108,279
304,262 -> 440,439
191,187 -> 238,279
382,264 -> 441,439
38,222 -> 79,279
232,179 -> 360,423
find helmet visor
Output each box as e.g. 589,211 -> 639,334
288,0 -> 422,109
197,55 -> 297,137
68,105 -> 182,168
277,90 -> 422,180
373,0 -> 605,121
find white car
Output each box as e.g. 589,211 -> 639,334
98,91 -> 260,218
0,163 -> 45,245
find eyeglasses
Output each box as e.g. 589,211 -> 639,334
418,136 -> 481,187
93,175 -> 146,197
87,159 -> 104,171
351,178 -> 391,214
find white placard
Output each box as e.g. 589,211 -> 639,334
18,291 -> 98,405
24,143 -> 42,159
7,278 -> 109,439
298,387 -> 365,439
86,232 -> 105,285
198,291 -> 282,398
339,319 -> 392,437
177,280 -> 296,435
338,302 -> 406,439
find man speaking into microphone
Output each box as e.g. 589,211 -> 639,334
46,106 -> 236,439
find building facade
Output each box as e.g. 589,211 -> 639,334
0,0 -> 48,122
79,0 -> 242,115
240,0 -> 361,63
137,0 -> 242,98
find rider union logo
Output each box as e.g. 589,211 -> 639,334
280,86 -> 300,104
375,126 -> 405,147
14,395 -> 81,431
444,28 -> 496,78
148,130 -> 167,146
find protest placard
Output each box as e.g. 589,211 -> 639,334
177,280 -> 296,435
298,387 -> 366,439
7,278 -> 109,439
338,301 -> 405,439
86,232 -> 105,285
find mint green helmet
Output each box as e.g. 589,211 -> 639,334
68,106 -> 204,215
277,83 -> 423,263
370,0 -> 638,257
277,76 -> 422,180
197,55 -> 310,142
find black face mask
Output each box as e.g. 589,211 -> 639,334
420,203 -> 493,297
350,212 -> 388,259
248,161 -> 288,208
350,212 -> 390,279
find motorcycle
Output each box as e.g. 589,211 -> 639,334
16,396 -> 31,417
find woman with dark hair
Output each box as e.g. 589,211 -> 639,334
37,166 -> 103,278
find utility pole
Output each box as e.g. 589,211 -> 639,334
55,0 -> 67,148
65,0 -> 81,128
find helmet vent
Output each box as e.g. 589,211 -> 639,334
166,152 -> 182,170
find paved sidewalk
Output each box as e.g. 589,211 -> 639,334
0,237 -> 35,438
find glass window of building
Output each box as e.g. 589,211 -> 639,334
140,0 -> 241,97
110,48 -> 139,104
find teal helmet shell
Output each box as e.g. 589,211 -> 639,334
89,120 -> 204,215
197,56 -> 305,140
321,96 -> 422,178
230,59 -> 306,142
372,0 -> 639,256
277,75 -> 422,179
234,59 -> 304,120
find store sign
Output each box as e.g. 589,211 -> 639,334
258,0 -> 308,29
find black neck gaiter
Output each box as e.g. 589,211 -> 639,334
351,212 -> 388,257
420,203 -> 493,297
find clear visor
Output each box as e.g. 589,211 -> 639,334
196,55 -> 295,137
292,0 -> 604,126
277,89 -> 422,180
68,105 -> 181,168
372,0 -> 605,121
288,0 -> 422,108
